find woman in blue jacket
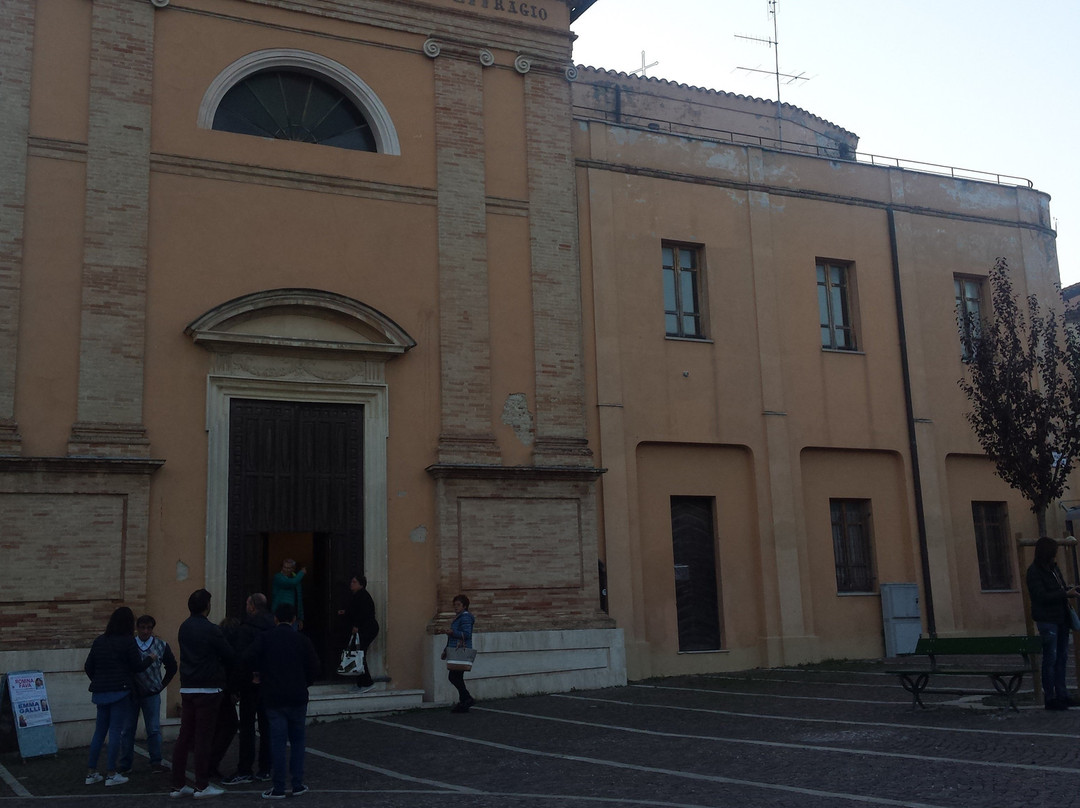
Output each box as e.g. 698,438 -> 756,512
444,594 -> 475,713
84,607 -> 154,786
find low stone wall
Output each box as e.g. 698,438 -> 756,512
425,627 -> 626,705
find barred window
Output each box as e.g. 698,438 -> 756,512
830,499 -> 875,593
955,276 -> 984,360
818,260 -> 857,351
972,501 -> 1012,590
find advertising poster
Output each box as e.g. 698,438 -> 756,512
7,672 -> 52,729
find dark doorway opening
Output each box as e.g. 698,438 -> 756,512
670,495 -> 723,652
227,399 -> 364,679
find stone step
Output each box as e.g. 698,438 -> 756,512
306,682 -> 426,720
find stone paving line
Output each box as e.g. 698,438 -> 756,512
3,663 -> 1080,807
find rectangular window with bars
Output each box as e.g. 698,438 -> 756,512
954,276 -> 984,360
830,498 -> 875,593
972,501 -> 1013,591
663,243 -> 705,339
817,260 -> 857,351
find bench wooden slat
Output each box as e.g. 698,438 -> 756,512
911,635 -> 1041,656
887,668 -> 1030,677
886,635 -> 1039,712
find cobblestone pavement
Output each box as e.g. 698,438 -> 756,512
4,662 -> 1080,808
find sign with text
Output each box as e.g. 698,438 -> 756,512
431,0 -> 566,29
4,671 -> 57,759
8,672 -> 52,729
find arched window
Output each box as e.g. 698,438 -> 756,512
199,50 -> 401,155
213,70 -> 377,151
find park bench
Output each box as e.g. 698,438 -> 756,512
886,635 -> 1041,711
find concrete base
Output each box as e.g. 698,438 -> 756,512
425,628 -> 626,704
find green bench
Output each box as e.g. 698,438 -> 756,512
886,635 -> 1041,711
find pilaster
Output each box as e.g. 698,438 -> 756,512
524,68 -> 592,465
0,0 -> 35,456
432,46 -> 500,464
69,0 -> 155,458
746,161 -> 816,662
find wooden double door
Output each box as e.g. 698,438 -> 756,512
227,399 -> 364,678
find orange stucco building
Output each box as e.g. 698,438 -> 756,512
0,0 -> 1065,746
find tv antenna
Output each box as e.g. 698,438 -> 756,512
628,51 -> 659,78
735,0 -> 808,144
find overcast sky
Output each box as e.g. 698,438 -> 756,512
571,0 -> 1080,286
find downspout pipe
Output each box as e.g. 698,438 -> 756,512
887,207 -> 938,638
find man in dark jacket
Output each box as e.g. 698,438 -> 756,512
170,588 -> 235,798
246,603 -> 320,799
221,593 -> 275,785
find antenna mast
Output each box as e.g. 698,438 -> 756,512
735,1 -> 807,146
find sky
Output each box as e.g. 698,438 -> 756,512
570,0 -> 1080,285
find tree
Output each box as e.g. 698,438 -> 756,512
958,257 -> 1080,537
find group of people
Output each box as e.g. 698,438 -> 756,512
84,586 -> 321,799
83,564 -> 474,797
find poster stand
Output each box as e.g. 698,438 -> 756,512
2,671 -> 58,760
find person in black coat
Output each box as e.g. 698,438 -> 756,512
1027,536 -> 1080,710
170,588 -> 235,798
337,574 -> 379,690
221,593 -> 275,785
84,606 -> 154,787
246,603 -> 320,799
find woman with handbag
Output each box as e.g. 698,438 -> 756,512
1026,536 -> 1080,710
337,575 -> 379,691
443,594 -> 475,713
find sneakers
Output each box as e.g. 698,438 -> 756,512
104,773 -> 129,787
254,771 -> 272,782
194,784 -> 225,799
170,785 -> 195,798
221,773 -> 254,785
291,785 -> 309,797
357,684 -> 375,694
151,763 -> 169,774
85,772 -> 103,785
262,788 -> 287,800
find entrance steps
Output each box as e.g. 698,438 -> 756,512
306,682 -> 426,721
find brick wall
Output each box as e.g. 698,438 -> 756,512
432,469 -> 611,631
0,459 -> 159,649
